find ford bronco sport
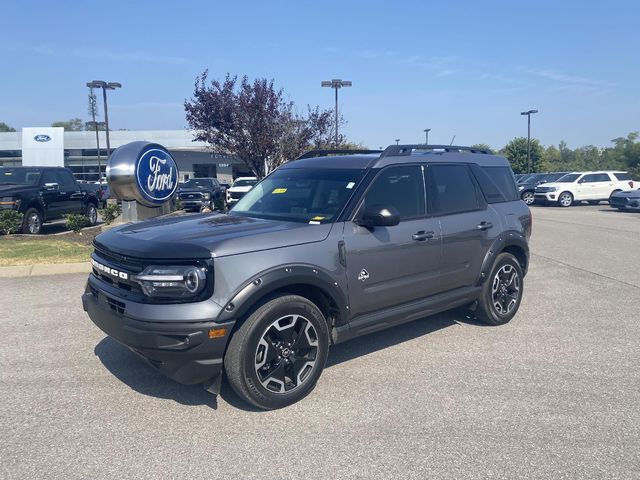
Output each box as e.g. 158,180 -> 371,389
83,145 -> 531,410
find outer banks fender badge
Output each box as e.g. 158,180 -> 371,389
358,269 -> 370,282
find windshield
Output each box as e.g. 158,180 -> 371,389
556,173 -> 581,183
182,179 -> 212,189
0,168 -> 42,186
524,174 -> 545,184
231,168 -> 363,223
232,179 -> 257,187
543,172 -> 568,182
517,174 -> 534,184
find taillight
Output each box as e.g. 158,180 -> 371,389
629,181 -> 634,189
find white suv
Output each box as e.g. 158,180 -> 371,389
535,171 -> 635,207
226,176 -> 258,206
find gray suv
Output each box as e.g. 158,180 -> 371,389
83,145 -> 531,409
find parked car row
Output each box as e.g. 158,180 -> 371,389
516,170 -> 638,210
176,176 -> 258,212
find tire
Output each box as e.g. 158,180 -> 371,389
22,208 -> 43,234
86,203 -> 98,226
558,191 -> 573,207
224,295 -> 330,410
587,200 -> 600,205
521,191 -> 535,205
475,253 -> 524,326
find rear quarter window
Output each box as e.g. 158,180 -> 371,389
614,172 -> 630,181
472,166 -> 519,203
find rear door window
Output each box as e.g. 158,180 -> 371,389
427,164 -> 482,214
613,172 -> 630,181
471,165 -> 519,203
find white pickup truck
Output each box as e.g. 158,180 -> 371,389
534,171 -> 635,207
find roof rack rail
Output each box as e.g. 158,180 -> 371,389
295,149 -> 383,160
379,144 -> 492,159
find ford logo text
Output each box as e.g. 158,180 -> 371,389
34,134 -> 52,142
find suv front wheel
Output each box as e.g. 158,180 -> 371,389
224,294 -> 330,410
558,191 -> 573,207
475,253 -> 524,326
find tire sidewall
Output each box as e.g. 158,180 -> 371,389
23,208 -> 42,234
481,253 -> 524,325
86,204 -> 98,225
237,298 -> 329,409
558,191 -> 573,207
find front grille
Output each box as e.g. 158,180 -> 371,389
535,186 -> 555,193
91,248 -> 144,294
180,192 -> 203,200
106,296 -> 126,315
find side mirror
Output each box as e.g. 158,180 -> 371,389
42,182 -> 59,191
355,204 -> 400,229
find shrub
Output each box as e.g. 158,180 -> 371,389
64,214 -> 90,233
99,203 -> 121,225
0,210 -> 24,235
175,197 -> 184,211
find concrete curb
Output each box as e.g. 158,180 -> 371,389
0,262 -> 91,278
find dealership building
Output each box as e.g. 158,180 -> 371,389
0,128 -> 251,184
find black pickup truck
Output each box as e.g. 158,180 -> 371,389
0,166 -> 101,234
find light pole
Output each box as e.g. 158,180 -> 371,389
321,79 -> 352,146
395,138 -> 400,145
424,128 -> 431,144
87,80 -> 122,160
86,84 -> 101,181
520,109 -> 538,173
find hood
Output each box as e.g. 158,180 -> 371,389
613,189 -> 640,198
94,213 -> 333,260
0,184 -> 37,195
536,182 -> 567,189
179,187 -> 210,193
228,185 -> 253,193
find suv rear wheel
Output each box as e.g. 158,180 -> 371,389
475,253 -> 524,326
224,295 -> 329,410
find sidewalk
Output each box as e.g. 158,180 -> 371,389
0,262 -> 91,278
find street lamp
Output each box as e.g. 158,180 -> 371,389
520,109 -> 538,173
395,138 -> 400,145
86,83 -> 102,180
424,128 -> 431,144
321,79 -> 352,146
87,80 -> 122,160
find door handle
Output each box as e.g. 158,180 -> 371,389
477,221 -> 493,231
412,230 -> 435,241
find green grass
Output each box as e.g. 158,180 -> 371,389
0,237 -> 93,266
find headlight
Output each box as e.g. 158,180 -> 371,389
203,192 -> 211,200
133,265 -> 207,298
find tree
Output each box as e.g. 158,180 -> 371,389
51,118 -> 84,131
185,72 -> 345,177
470,143 -> 493,153
0,122 -> 16,132
500,137 -> 544,174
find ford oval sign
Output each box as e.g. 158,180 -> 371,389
106,141 -> 180,207
34,134 -> 52,142
135,146 -> 178,205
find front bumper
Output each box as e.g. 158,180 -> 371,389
82,280 -> 234,386
181,199 -> 211,211
534,192 -> 557,203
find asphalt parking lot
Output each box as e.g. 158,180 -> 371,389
1,204 -> 639,479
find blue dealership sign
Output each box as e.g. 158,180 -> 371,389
106,141 -> 180,208
135,146 -> 178,205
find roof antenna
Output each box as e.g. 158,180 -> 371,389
449,135 -> 456,146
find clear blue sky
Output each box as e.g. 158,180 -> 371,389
1,0 -> 638,150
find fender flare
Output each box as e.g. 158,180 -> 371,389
476,232 -> 529,285
216,264 -> 348,325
